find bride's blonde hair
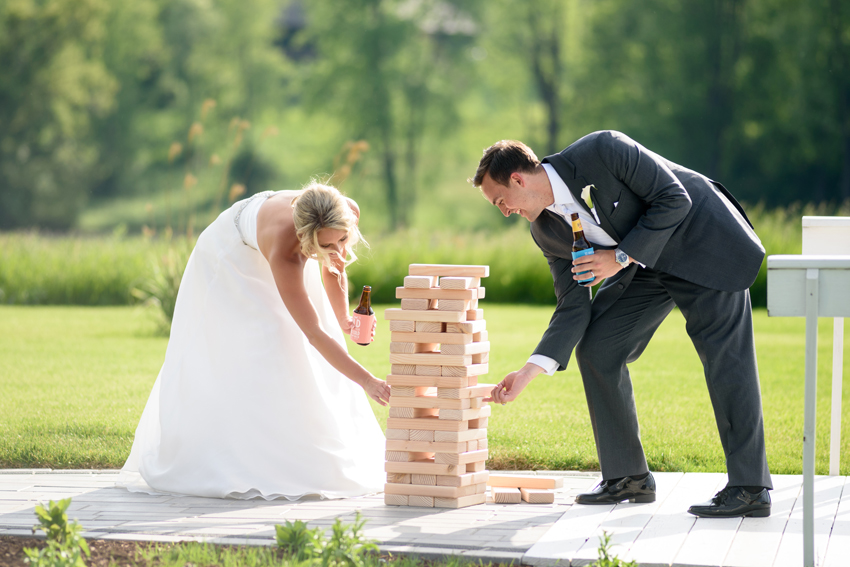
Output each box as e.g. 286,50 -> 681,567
291,182 -> 365,272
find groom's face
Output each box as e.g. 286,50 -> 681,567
480,172 -> 544,222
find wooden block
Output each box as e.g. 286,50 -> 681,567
492,487 -> 521,504
438,383 -> 496,399
440,277 -> 481,290
469,397 -> 483,408
409,429 -> 435,442
473,330 -> 488,342
392,331 -> 471,345
386,439 -> 469,453
439,405 -> 491,421
390,353 -> 472,366
401,298 -> 436,311
477,287 -> 485,299
440,341 -> 490,356
466,439 -> 479,451
391,364 -> 416,375
385,309 -> 465,323
415,365 -> 442,376
386,375 -> 472,388
435,449 -> 488,465
385,428 -> 409,440
384,493 -> 408,506
387,416 -> 469,432
404,275 -> 437,288
466,460 -> 486,473
434,493 -> 487,508
436,471 -> 489,487
478,438 -> 488,450
389,396 -> 470,410
446,320 -> 486,334
408,495 -> 435,508
468,416 -> 489,429
396,287 -> 478,300
472,352 -> 489,364
409,264 -> 489,278
435,428 -> 487,443
441,363 -> 488,377
389,407 -> 439,418
465,309 -> 485,320
438,299 -> 471,312
411,474 -> 437,485
386,450 -> 434,462
390,341 -> 439,354
389,320 -> 415,332
387,473 -> 411,484
415,321 -> 445,333
385,459 -> 462,476
389,386 -> 415,397
486,475 -> 564,489
470,297 -> 479,309
384,482 -> 484,498
520,488 -> 555,504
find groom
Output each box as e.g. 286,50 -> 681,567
472,131 -> 773,518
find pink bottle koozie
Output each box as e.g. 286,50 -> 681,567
350,313 -> 376,344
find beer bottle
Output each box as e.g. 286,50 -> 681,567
570,213 -> 595,287
350,286 -> 375,346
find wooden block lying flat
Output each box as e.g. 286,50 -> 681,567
477,287 -> 485,299
389,320 -> 415,332
384,482 -> 483,499
492,487 -> 521,504
437,471 -> 489,487
438,383 -> 496,399
389,396 -> 470,410
385,428 -> 409,440
466,461 -> 486,473
434,493 -> 487,508
387,416 -> 469,432
411,473 -> 436,485
441,341 -> 490,356
446,320 -> 486,334
409,429 -> 435,442
385,309 -> 465,323
386,439 -> 469,453
386,375 -> 473,388
387,473 -> 411,484
415,321 -> 445,333
466,309 -> 485,320
385,459 -> 462,476
435,428 -> 487,443
469,398 -> 483,409
520,488 -> 555,504
440,277 -> 481,290
391,364 -> 416,375
439,404 -> 491,421
396,287 -> 478,301
487,475 -> 564,489
472,352 -> 489,364
473,330 -> 488,342
401,298 -> 436,311
389,407 -> 439,418
478,438 -> 488,450
438,299 -> 471,312
435,449 -> 488,465
391,331 -> 472,345
409,264 -> 489,278
415,365 -> 441,376
389,386 -> 436,397
386,450 -> 434,462
390,341 -> 438,354
390,353 -> 472,366
385,493 -> 408,506
468,416 -> 489,429
467,439 -> 479,451
404,275 -> 437,288
442,364 -> 488,377
409,495 -> 435,507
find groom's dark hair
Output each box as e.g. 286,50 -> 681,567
470,140 -> 540,188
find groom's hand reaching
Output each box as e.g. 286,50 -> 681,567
486,363 -> 544,405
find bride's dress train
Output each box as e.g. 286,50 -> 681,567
118,191 -> 385,500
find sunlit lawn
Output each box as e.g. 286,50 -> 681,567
1,304 -> 848,476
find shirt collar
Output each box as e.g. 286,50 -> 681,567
542,163 -> 575,212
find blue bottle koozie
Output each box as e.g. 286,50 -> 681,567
571,248 -> 595,286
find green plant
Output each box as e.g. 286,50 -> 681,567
275,512 -> 378,567
131,240 -> 194,335
24,498 -> 90,567
591,531 -> 636,567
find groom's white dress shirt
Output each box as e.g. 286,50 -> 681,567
526,164 -> 617,376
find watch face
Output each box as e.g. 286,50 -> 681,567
616,250 -> 628,263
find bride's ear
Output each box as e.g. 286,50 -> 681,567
345,197 -> 360,223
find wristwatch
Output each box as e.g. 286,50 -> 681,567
614,248 -> 630,269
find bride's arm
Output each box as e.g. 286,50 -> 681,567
322,252 -> 352,334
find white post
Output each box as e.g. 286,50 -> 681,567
803,268 -> 819,567
831,318 -> 844,476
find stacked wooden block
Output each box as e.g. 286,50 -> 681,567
383,264 -> 494,509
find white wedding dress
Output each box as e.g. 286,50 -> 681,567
119,191 -> 385,500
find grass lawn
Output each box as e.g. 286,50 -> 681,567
1,304 -> 848,475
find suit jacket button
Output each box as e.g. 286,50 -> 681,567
617,283 -> 625,290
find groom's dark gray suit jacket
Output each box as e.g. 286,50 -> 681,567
530,130 -> 765,371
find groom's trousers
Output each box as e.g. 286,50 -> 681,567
574,266 -> 773,490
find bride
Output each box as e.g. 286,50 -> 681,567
119,182 -> 390,500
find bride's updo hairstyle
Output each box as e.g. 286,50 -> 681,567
291,182 -> 365,272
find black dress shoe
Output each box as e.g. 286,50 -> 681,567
688,486 -> 771,518
575,473 -> 656,505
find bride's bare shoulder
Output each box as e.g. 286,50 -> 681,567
256,193 -> 302,262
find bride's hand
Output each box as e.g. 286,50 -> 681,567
340,315 -> 354,335
363,376 -> 391,406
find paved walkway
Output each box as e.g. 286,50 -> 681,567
1,470 -> 848,566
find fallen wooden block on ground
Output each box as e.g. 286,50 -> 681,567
520,488 -> 556,504
487,475 -> 565,489
492,487 -> 522,504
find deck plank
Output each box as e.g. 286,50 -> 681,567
823,476 -> 850,567
773,475 -> 845,567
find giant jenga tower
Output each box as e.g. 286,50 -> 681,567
382,264 -> 493,508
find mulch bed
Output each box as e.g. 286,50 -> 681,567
0,535 -> 159,567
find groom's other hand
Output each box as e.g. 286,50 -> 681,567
486,363 -> 544,405
571,249 -> 626,285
